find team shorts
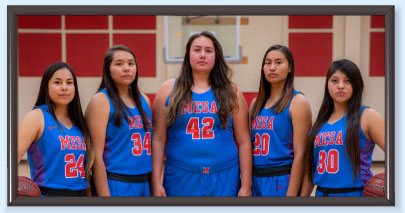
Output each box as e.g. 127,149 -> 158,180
163,157 -> 240,196
252,174 -> 290,196
107,179 -> 150,197
315,188 -> 363,197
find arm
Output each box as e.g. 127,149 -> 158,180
287,94 -> 312,196
85,93 -> 110,196
141,93 -> 153,196
151,79 -> 175,196
362,108 -> 385,151
18,109 -> 44,164
232,88 -> 253,196
300,170 -> 314,196
248,98 -> 257,130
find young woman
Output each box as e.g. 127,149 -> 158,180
152,31 -> 252,196
18,62 -> 93,196
301,59 -> 385,197
85,45 -> 152,196
250,45 -> 312,196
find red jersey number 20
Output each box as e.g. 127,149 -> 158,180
186,117 -> 214,139
253,133 -> 270,156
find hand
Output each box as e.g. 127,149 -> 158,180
153,184 -> 167,197
237,186 -> 252,196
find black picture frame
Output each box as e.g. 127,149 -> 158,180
7,5 -> 395,206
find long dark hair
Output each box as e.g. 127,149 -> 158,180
250,45 -> 295,122
98,45 -> 151,131
35,61 -> 94,180
166,31 -> 238,128
306,59 -> 364,180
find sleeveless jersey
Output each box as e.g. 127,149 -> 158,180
27,105 -> 87,190
101,88 -> 152,175
251,90 -> 300,167
313,106 -> 375,188
165,84 -> 238,166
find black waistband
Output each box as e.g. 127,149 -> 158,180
253,164 -> 292,177
107,172 -> 149,183
39,186 -> 86,197
316,186 -> 364,194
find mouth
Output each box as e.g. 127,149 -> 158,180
197,61 -> 207,65
122,75 -> 132,78
336,92 -> 346,95
58,94 -> 70,97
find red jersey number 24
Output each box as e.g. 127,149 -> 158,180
65,154 -> 85,178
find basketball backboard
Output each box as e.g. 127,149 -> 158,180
164,15 -> 242,63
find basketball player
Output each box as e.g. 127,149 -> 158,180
85,45 -> 152,196
152,31 -> 252,196
18,62 -> 93,196
301,59 -> 385,196
250,45 -> 312,196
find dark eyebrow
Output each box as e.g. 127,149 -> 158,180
53,77 -> 73,80
265,58 -> 283,61
113,59 -> 135,62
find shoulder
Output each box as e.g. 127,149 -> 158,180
89,91 -> 109,105
230,82 -> 244,98
361,107 -> 383,123
86,91 -> 110,115
140,92 -> 151,109
291,92 -> 310,108
290,93 -> 312,118
162,79 -> 176,90
156,79 -> 176,98
20,108 -> 44,130
249,97 -> 257,111
25,108 -> 44,121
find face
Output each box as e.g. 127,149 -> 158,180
110,50 -> 137,86
263,50 -> 291,84
328,70 -> 353,105
189,36 -> 216,73
48,68 -> 75,106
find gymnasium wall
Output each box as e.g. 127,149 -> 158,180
17,15 -> 385,161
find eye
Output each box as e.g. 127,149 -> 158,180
331,79 -> 338,83
265,61 -> 271,65
129,62 -> 135,66
194,48 -> 201,53
206,49 -> 213,53
67,81 -> 74,85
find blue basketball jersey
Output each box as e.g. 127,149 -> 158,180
27,105 -> 88,190
100,88 -> 152,175
251,90 -> 300,167
313,106 -> 375,189
165,84 -> 238,166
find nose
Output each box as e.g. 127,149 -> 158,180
270,63 -> 276,70
123,63 -> 130,71
199,50 -> 206,58
61,82 -> 68,91
337,80 -> 345,89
